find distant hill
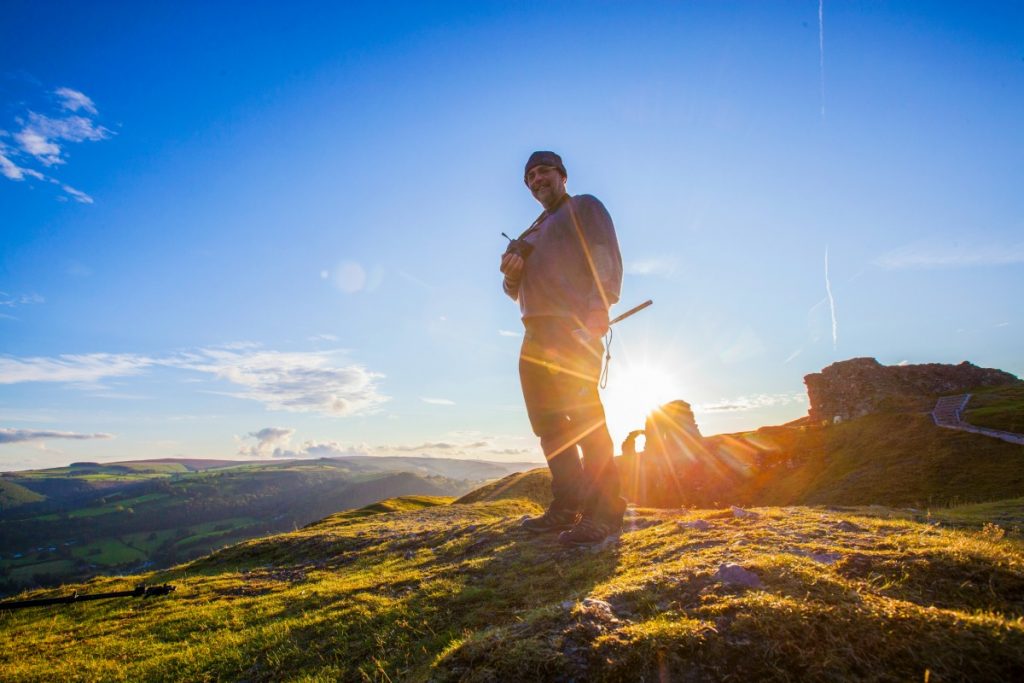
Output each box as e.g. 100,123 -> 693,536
2,495 -> 1021,681
0,480 -> 44,510
454,468 -> 551,506
0,456 -> 537,596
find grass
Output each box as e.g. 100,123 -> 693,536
1,495 -> 1022,681
0,480 -> 44,510
964,384 -> 1024,433
71,539 -> 147,566
8,560 -> 75,583
704,413 -> 1024,508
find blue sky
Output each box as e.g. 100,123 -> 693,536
2,1 -> 1022,471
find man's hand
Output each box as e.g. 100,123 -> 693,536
500,253 -> 524,280
583,309 -> 609,338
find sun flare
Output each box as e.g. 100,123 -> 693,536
601,360 -> 682,447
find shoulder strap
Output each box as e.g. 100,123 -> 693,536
516,192 -> 571,240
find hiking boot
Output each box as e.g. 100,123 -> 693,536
604,496 -> 628,532
521,507 -> 579,534
557,515 -> 613,546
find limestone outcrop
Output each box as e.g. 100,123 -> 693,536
804,357 -> 1019,422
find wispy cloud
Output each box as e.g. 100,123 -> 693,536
0,428 -> 114,444
421,397 -> 455,406
697,392 -> 807,413
625,256 -> 676,276
387,440 -> 489,452
15,110 -> 111,166
0,345 -> 389,418
0,85 -> 111,202
176,347 -> 389,416
0,292 -> 45,308
0,353 -> 156,384
875,242 -> 1024,269
498,329 -> 521,338
55,87 -> 98,115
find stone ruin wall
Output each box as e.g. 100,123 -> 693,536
803,357 -> 1020,422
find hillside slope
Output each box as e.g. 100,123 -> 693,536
0,480 -> 44,510
629,413 -> 1024,510
1,495 -> 1022,681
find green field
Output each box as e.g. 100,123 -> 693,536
71,539 -> 146,566
8,559 -> 75,583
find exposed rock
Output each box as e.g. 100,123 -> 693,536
804,357 -> 1019,422
808,552 -> 842,565
730,506 -> 760,519
677,519 -> 712,531
714,563 -> 763,588
580,597 -> 617,621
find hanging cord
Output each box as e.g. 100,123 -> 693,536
599,326 -> 613,389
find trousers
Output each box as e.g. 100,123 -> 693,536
519,316 -> 620,517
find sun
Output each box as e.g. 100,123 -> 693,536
600,360 -> 682,447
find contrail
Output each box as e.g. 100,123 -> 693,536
818,0 -> 826,119
825,247 -> 837,350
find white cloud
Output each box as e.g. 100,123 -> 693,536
178,347 -> 388,416
0,292 -> 45,307
875,242 -> 1024,269
239,426 -> 296,457
55,87 -> 98,115
421,397 -> 455,406
697,392 -> 808,413
0,146 -> 41,181
298,441 -> 370,459
0,353 -> 156,384
0,428 -> 114,444
1,84 -> 111,202
625,257 -> 677,276
385,440 -> 489,453
0,345 -> 388,418
16,111 -> 111,166
60,183 -> 93,204
239,428 -> 371,459
498,329 -> 521,337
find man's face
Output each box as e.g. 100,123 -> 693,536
526,164 -> 566,208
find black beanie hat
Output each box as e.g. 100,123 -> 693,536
524,151 -> 567,184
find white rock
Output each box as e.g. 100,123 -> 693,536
677,519 -> 712,531
730,506 -> 760,519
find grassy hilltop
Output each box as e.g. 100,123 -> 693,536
2,388 -> 1021,680
1,484 -> 1023,682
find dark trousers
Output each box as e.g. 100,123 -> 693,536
519,317 -> 620,519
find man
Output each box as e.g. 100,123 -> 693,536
500,150 -> 626,546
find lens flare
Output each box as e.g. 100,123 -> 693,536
601,361 -> 680,447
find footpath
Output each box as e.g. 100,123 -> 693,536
932,394 -> 1024,445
